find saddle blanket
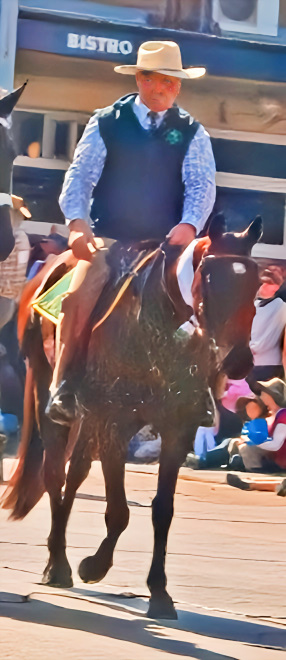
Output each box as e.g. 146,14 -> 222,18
32,267 -> 76,323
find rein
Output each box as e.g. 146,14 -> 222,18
92,247 -> 161,331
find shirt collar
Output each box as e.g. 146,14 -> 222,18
0,115 -> 11,128
133,95 -> 167,123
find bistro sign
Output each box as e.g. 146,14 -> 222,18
17,18 -> 137,63
67,33 -> 133,55
17,17 -> 286,83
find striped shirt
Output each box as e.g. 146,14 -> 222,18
60,95 -> 216,236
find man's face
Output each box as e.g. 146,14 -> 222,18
135,71 -> 181,112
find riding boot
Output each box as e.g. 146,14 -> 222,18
46,250 -> 111,425
46,380 -> 79,426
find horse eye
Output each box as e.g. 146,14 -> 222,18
232,262 -> 246,274
206,274 -> 211,283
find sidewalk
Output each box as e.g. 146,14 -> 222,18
1,458 -> 286,658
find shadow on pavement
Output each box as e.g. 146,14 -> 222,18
1,590 -> 285,654
0,592 -> 237,660
69,588 -> 286,649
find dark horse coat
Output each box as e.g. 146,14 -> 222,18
0,83 -> 27,261
2,214 -> 262,619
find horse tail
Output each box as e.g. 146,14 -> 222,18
1,362 -> 45,519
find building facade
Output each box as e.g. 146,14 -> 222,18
0,0 -> 286,258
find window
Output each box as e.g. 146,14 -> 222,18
12,111 -> 44,158
54,121 -> 70,159
208,126 -> 286,259
214,187 -> 285,246
213,0 -> 280,36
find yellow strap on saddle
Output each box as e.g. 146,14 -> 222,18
92,248 -> 159,331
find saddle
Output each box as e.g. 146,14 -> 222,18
32,240 -> 162,328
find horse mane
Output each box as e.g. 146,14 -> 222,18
193,236 -> 211,271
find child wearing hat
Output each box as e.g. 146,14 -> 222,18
238,378 -> 286,473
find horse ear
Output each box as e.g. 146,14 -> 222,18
0,80 -> 28,119
244,216 -> 263,247
208,213 -> 227,243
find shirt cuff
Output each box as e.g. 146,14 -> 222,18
179,219 -> 198,233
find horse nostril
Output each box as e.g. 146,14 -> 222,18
189,364 -> 198,376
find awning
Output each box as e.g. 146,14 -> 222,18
17,11 -> 286,84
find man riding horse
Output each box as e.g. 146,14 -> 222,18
47,40 -> 216,422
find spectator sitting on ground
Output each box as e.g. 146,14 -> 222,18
187,374 -> 244,467
187,393 -> 268,470
0,343 -> 23,437
226,395 -> 269,470
238,378 -> 286,473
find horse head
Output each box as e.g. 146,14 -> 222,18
193,213 -> 262,379
0,81 -> 27,260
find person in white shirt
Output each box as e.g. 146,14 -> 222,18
248,266 -> 286,387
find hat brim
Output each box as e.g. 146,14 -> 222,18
256,379 -> 286,408
114,65 -> 206,80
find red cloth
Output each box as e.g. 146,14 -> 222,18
267,408 -> 286,469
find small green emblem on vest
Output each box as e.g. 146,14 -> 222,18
164,129 -> 183,145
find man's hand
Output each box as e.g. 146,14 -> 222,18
167,223 -> 196,248
68,219 -> 104,261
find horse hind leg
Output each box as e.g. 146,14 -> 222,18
79,423 -> 129,584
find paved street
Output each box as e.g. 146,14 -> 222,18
1,460 -> 286,659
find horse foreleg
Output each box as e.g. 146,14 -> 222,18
79,426 -> 129,583
42,420 -> 73,588
147,439 -> 188,619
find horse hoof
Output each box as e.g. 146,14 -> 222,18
78,554 -> 112,583
147,594 -> 178,620
42,561 -> 73,588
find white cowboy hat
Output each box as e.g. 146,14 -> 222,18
114,41 -> 206,80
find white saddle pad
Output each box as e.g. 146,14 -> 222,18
176,239 -> 198,307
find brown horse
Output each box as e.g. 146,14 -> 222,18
0,83 -> 27,261
2,213 -> 262,619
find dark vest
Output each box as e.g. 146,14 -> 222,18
90,94 -> 199,241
